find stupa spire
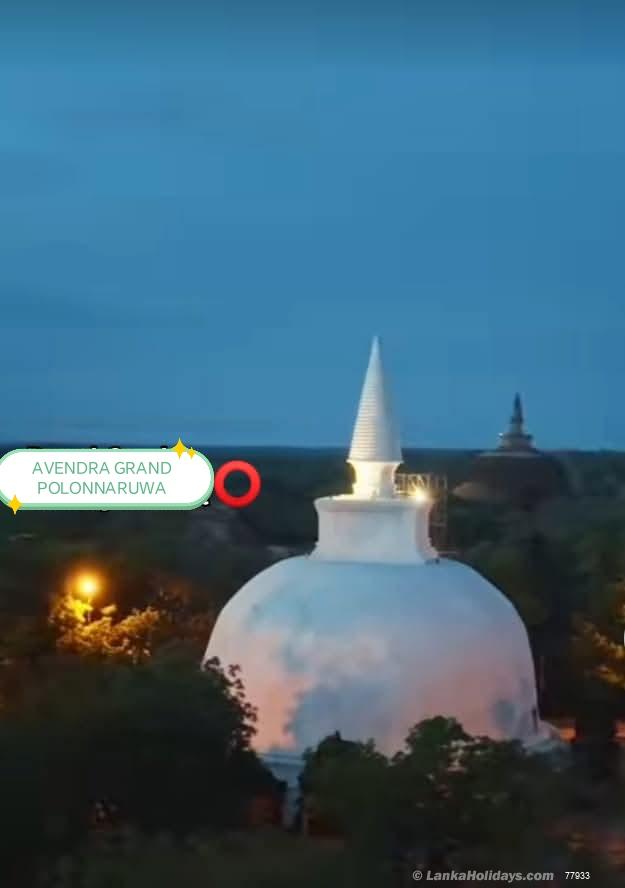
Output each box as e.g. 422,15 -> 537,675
348,336 -> 402,498
511,393 -> 524,433
499,393 -> 533,451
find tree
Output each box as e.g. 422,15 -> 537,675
469,540 -> 549,627
48,582 -> 214,664
300,733 -> 390,851
573,600 -> 625,693
43,830 -> 383,888
0,650 -> 273,885
570,568 -> 625,747
575,523 -> 625,619
302,718 -> 567,875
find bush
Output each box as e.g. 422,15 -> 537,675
42,830 -> 383,888
302,718 -> 568,872
0,648 -> 274,884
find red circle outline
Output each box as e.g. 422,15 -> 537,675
214,461 -> 261,508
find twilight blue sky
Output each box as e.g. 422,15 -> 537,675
2,2 -> 625,449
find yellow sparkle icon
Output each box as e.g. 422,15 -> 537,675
8,495 -> 22,515
171,438 -> 188,458
187,447 -> 196,459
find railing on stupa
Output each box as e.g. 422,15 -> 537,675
394,473 -> 449,553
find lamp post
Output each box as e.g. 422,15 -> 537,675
71,571 -> 103,622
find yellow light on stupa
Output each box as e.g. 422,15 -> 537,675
412,486 -> 430,504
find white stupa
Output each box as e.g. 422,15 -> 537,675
204,338 -> 554,805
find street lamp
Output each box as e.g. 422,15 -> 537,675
74,572 -> 101,601
69,570 -> 103,623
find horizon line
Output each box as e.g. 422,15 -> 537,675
0,441 -> 622,457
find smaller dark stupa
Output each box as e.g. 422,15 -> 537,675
454,395 -> 571,510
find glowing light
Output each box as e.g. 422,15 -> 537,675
411,486 -> 430,504
73,571 -> 102,600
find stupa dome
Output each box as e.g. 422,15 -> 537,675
454,395 -> 571,509
204,341 -> 553,794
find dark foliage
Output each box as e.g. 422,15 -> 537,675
0,650 -> 275,885
302,718 -> 569,874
